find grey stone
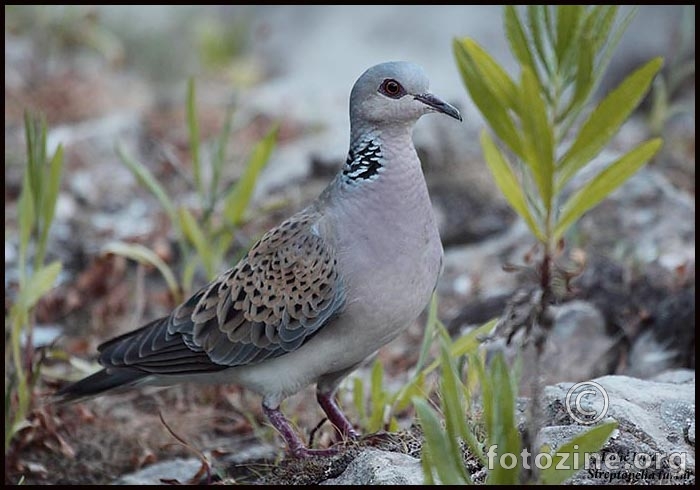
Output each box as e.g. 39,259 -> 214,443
320,449 -> 425,485
113,457 -> 203,485
543,372 -> 696,480
652,369 -> 695,385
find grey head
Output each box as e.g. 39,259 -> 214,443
349,61 -> 462,127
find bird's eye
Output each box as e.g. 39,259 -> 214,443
379,79 -> 405,98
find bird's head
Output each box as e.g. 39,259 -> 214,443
349,61 -> 462,126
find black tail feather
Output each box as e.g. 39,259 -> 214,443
54,368 -> 146,404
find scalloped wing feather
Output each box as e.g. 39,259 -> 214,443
96,209 -> 344,375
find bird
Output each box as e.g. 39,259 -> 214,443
55,61 -> 462,457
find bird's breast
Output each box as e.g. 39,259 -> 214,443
334,189 -> 443,343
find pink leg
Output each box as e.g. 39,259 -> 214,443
317,390 -> 359,439
262,404 -> 339,458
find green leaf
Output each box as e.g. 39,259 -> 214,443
555,5 -> 583,70
557,57 -> 663,189
178,207 -> 215,279
589,6 -> 618,54
414,398 -> 468,485
556,6 -> 625,139
527,6 -> 551,73
117,143 -> 178,226
17,173 -> 35,284
485,354 -> 521,485
103,241 -> 181,300
461,38 -> 519,110
448,318 -> 498,360
210,106 -> 235,203
594,6 -> 625,62
453,39 -> 524,158
392,371 -> 425,412
555,138 -> 661,240
42,144 -> 64,236
181,257 -> 198,296
480,131 -> 544,241
558,32 -> 594,124
438,344 -> 472,484
187,78 -> 203,197
539,421 -> 618,484
519,66 -> 554,207
36,144 -> 65,268
223,125 -> 278,225
504,6 -> 538,77
417,293 -> 439,374
16,261 -> 62,311
352,376 -> 367,428
368,359 -> 385,432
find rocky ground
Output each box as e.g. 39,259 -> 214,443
4,5 -> 694,485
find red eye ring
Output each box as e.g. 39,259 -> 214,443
384,80 -> 399,94
380,79 -> 404,98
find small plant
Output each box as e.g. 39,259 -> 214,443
111,78 -> 278,300
349,295 -> 495,437
416,5 -> 663,484
415,320 -> 618,485
456,1 -> 660,463
6,113 -> 64,451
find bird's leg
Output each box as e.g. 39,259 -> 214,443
317,389 -> 359,440
262,404 -> 339,458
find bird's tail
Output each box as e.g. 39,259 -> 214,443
53,368 -> 147,404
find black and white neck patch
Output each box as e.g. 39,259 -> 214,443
342,136 -> 384,183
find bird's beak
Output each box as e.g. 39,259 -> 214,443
414,93 -> 462,121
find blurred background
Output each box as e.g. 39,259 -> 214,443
4,5 -> 695,484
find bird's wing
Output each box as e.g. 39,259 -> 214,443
98,209 -> 345,374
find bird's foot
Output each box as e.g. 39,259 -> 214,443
263,403 -> 346,459
316,391 -> 358,440
290,444 -> 341,458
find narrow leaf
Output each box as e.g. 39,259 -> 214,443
527,6 -> 551,73
519,66 -> 554,207
352,377 -> 367,428
555,139 -> 662,239
555,5 -> 583,70
504,6 -> 538,77
448,318 -> 498,360
392,371 -> 425,412
438,344 -> 472,483
368,359 -> 386,432
453,39 -> 524,158
42,144 -> 64,233
414,293 -> 439,376
486,355 -> 521,485
223,125 -> 278,225
462,38 -> 519,110
539,421 -> 618,484
36,144 -> 65,267
103,241 -> 181,300
480,131 -> 544,241
414,398 -> 467,485
17,172 -> 35,284
178,207 -> 214,279
591,6 -> 619,54
557,57 -> 663,188
558,33 -> 594,124
117,143 -> 178,226
187,78 -> 203,197
210,106 -> 234,203
16,261 -> 62,311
